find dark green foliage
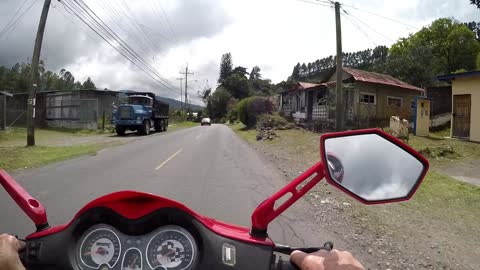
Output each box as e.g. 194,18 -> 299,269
236,97 -> 274,127
0,61 -> 96,93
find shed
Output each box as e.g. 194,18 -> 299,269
438,71 -> 480,142
0,90 -> 13,130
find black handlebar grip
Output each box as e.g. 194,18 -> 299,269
276,257 -> 300,270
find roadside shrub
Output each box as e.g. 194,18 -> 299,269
257,114 -> 290,130
237,96 -> 274,127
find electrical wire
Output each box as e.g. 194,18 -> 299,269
341,12 -> 377,47
296,0 -> 334,8
155,0 -> 180,45
71,0 -> 178,91
341,2 -> 419,30
0,0 -> 37,40
342,8 -> 395,43
0,0 -> 30,36
60,0 -> 179,93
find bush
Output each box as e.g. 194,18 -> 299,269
257,114 -> 290,129
236,96 -> 274,127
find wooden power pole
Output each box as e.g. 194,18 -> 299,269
179,64 -> 194,111
27,0 -> 52,146
334,1 -> 344,132
176,77 -> 184,111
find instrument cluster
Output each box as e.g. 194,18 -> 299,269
77,224 -> 197,270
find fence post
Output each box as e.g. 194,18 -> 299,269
102,110 -> 105,131
1,96 -> 5,130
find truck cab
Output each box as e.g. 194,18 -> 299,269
112,93 -> 169,136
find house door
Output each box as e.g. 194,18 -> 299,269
452,94 -> 471,139
307,91 -> 313,121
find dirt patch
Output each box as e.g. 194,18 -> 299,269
233,127 -> 480,270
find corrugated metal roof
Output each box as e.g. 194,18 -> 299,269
298,82 -> 321,89
343,67 -> 424,92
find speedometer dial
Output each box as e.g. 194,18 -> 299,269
79,228 -> 121,269
146,226 -> 197,270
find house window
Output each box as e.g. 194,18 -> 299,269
359,93 -> 376,105
387,96 -> 403,107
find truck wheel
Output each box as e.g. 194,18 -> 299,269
140,120 -> 150,135
116,126 -> 126,136
154,120 -> 161,132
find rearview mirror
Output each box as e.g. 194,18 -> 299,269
320,129 -> 429,203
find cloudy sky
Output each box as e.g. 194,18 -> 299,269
0,0 -> 478,105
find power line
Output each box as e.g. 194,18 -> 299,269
340,12 -> 377,47
97,0 -> 152,58
341,2 -> 419,30
0,0 -> 37,40
69,0 -> 178,91
155,0 -> 180,45
148,0 -> 175,44
296,0 -> 334,8
0,0 -> 30,36
342,8 -> 395,43
59,0 -> 179,93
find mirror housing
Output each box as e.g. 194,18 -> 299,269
320,128 -> 429,204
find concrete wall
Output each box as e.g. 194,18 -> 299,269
415,98 -> 431,136
451,76 -> 480,142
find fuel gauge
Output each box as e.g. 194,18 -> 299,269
121,248 -> 142,270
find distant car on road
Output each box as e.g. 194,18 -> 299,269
201,118 -> 211,126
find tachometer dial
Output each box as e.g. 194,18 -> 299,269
146,226 -> 197,270
79,228 -> 121,269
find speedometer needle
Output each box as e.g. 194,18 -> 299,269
161,250 -> 175,258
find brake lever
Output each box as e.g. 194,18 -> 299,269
273,242 -> 333,255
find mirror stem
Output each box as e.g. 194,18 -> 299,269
250,162 -> 325,238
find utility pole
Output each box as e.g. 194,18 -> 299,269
27,0 -> 52,146
176,77 -> 184,111
334,1 -> 344,132
179,64 -> 194,111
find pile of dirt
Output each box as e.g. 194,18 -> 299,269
418,144 -> 458,159
256,127 -> 278,141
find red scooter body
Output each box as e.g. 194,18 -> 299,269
0,129 -> 429,270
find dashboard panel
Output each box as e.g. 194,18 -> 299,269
24,206 -> 274,270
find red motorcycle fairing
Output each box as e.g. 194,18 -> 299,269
26,190 -> 274,246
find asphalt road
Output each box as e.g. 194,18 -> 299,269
0,124 -> 340,247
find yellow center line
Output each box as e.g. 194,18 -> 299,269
155,149 -> 183,170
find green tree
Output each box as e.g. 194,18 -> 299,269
223,73 -> 250,99
291,63 -> 301,81
82,77 -> 96,89
387,18 -> 480,86
209,87 -> 232,120
477,52 -> 480,69
249,66 -> 262,81
471,0 -> 480,9
218,52 -> 233,84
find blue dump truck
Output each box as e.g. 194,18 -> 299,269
112,92 -> 169,136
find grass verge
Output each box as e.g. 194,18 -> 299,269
0,143 -> 115,171
168,121 -> 198,132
